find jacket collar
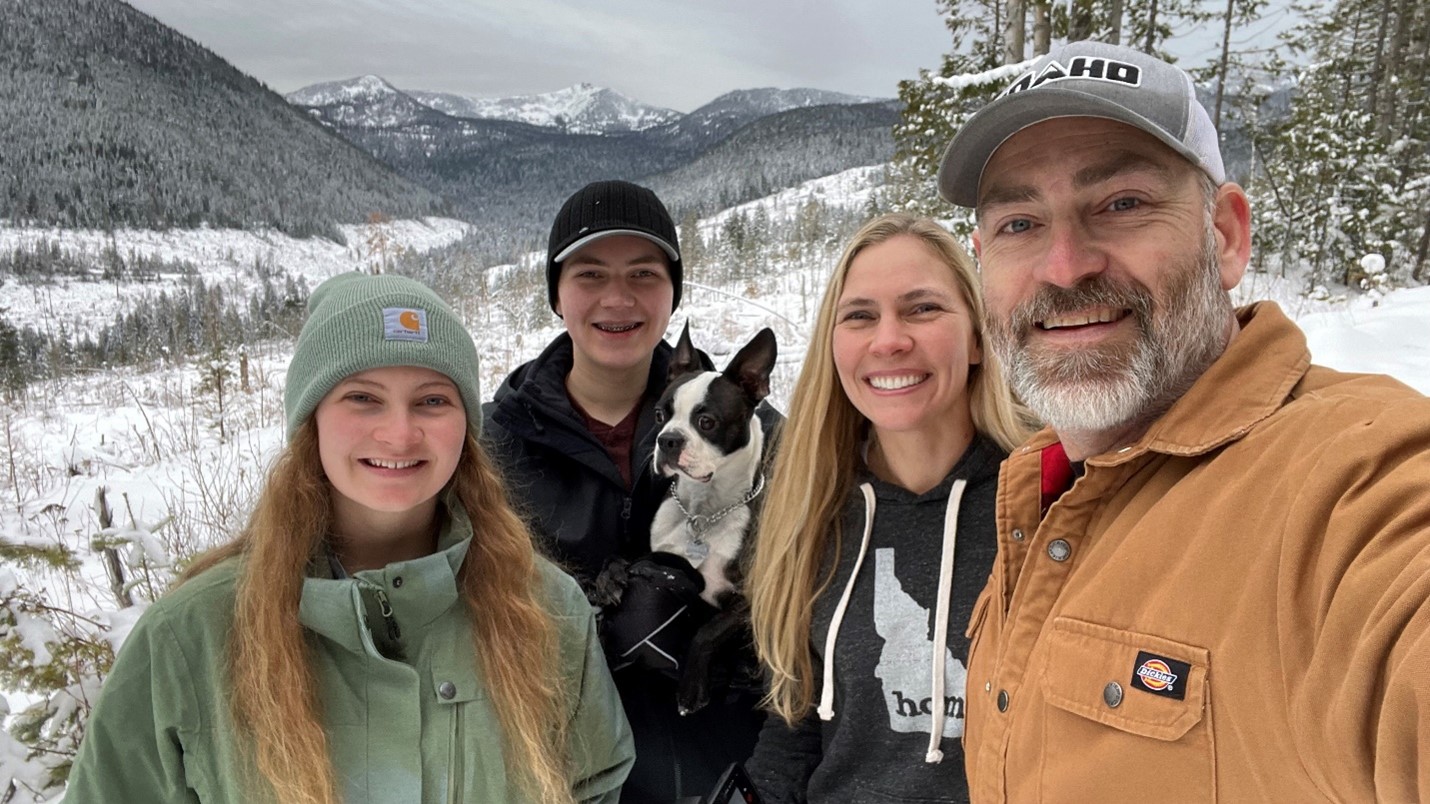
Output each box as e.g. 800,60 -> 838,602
1021,302 -> 1312,465
491,333 -> 676,435
298,501 -> 474,652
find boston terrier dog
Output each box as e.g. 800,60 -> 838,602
650,324 -> 777,609
650,324 -> 778,714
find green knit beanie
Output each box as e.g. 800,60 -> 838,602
284,273 -> 481,439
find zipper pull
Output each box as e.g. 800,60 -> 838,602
373,588 -> 402,644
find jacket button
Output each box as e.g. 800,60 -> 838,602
997,690 -> 1009,712
438,681 -> 457,700
1011,528 -> 1025,542
1047,539 -> 1071,562
1103,681 -> 1123,708
392,576 -> 404,588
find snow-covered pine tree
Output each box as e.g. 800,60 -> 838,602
1249,0 -> 1428,289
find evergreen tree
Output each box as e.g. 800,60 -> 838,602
890,0 -> 1007,219
892,0 -> 1224,221
679,212 -> 705,269
1249,0 -> 1428,288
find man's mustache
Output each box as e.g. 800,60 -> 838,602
1007,277 -> 1154,338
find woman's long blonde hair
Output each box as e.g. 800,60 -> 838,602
183,423 -> 573,804
748,213 -> 1037,725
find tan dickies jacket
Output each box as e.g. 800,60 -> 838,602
965,302 -> 1430,802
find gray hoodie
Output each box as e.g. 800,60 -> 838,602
747,435 -> 1004,803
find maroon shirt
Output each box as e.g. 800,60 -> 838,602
569,394 -> 641,490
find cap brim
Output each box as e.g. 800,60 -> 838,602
552,229 -> 679,264
937,89 -> 1207,208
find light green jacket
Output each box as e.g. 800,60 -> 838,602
66,504 -> 634,803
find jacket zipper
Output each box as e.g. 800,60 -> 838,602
372,588 -> 403,644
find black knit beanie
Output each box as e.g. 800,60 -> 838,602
546,180 -> 683,313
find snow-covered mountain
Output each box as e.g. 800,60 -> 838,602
406,82 -> 682,134
688,87 -> 880,124
285,74 -> 404,107
286,76 -> 899,263
284,74 -> 453,129
286,77 -> 885,138
641,87 -> 887,154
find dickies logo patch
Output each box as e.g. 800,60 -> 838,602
1131,651 -> 1190,700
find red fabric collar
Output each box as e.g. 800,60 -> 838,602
1040,441 -> 1074,516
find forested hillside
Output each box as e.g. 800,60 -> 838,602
301,95 -> 899,264
646,102 -> 901,219
0,0 -> 445,239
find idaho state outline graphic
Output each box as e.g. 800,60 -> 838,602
872,548 -> 968,737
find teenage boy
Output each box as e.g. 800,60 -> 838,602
483,180 -> 767,803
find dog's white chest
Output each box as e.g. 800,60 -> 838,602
653,505 -> 748,565
651,501 -> 749,606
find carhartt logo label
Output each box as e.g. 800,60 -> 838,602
383,307 -> 428,342
1130,650 -> 1191,700
999,56 -> 1143,98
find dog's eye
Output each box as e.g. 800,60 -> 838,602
698,415 -> 716,432
654,408 -> 666,424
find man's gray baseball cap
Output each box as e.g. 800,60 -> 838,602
938,39 -> 1225,208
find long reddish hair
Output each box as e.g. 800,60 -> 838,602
183,423 -> 573,803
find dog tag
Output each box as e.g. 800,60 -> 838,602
685,540 -> 709,565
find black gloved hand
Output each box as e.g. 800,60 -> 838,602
599,551 -> 716,679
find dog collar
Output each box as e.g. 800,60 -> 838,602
670,471 -> 766,540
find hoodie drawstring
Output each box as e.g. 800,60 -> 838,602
817,483 -> 877,721
925,479 -> 966,763
813,478 -> 969,766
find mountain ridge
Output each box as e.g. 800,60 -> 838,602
287,76 -> 885,137
0,0 -> 444,239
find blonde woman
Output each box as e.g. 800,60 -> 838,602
67,273 -> 633,803
746,214 -> 1034,803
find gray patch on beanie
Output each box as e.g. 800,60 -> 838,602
283,272 -> 482,439
546,179 -> 683,314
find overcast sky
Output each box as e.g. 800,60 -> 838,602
122,0 -> 956,111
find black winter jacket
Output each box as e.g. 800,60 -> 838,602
482,332 -> 776,803
483,333 -> 672,582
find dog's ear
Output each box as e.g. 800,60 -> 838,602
723,328 -> 777,404
668,322 -> 706,383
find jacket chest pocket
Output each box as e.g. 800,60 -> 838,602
1038,617 -> 1215,802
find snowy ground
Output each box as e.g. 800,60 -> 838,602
1296,285 -> 1430,392
0,217 -> 472,340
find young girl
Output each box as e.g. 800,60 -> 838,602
746,214 -> 1035,802
67,273 -> 633,803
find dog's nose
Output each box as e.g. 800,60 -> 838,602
658,431 -> 686,455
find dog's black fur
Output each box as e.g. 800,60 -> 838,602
652,324 -> 777,714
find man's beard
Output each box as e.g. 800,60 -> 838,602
986,233 -> 1232,436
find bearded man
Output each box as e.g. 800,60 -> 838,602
938,39 -> 1430,801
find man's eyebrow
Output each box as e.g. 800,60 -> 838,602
1072,152 -> 1176,188
976,150 -> 1180,212
977,182 -> 1038,210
